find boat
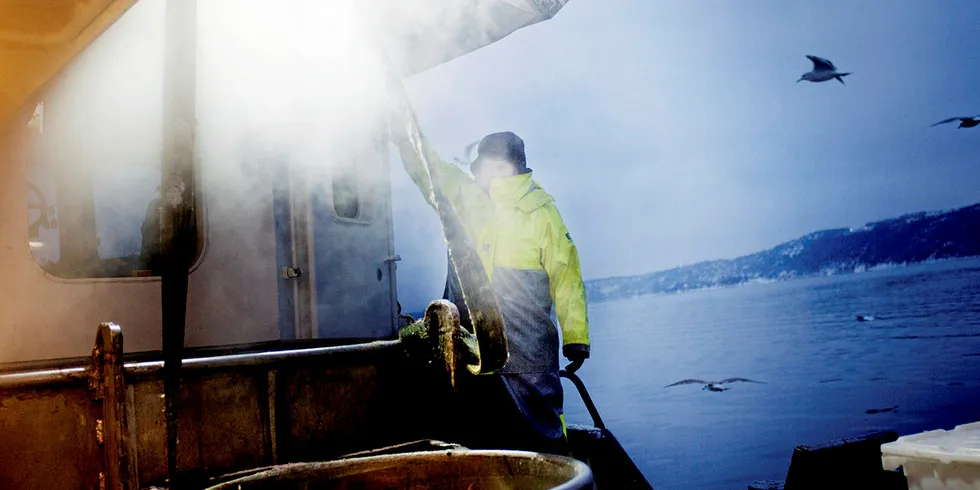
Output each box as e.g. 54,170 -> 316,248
0,1 -> 653,488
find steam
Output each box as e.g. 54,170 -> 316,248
5,0 -> 572,360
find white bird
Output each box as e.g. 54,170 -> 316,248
798,55 -> 851,85
452,140 -> 481,166
931,115 -> 980,129
664,378 -> 765,392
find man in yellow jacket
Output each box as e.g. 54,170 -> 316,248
391,114 -> 590,454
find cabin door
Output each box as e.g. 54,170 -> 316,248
289,129 -> 398,340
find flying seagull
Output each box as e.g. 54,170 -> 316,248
798,55 -> 851,85
931,115 -> 980,129
664,378 -> 765,392
452,140 -> 481,166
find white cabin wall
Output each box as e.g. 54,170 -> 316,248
0,0 -> 168,363
0,0 -> 401,362
0,113 -> 164,363
183,99 -> 279,348
0,0 -> 279,362
196,0 -> 397,340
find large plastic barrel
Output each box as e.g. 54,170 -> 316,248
206,449 -> 594,490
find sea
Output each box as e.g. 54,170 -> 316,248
563,257 -> 980,489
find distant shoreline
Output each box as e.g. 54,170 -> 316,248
586,255 -> 980,303
585,202 -> 980,304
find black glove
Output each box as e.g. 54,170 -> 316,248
562,343 -> 590,374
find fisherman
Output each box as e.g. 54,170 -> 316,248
389,101 -> 590,455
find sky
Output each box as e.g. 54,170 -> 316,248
390,1 -> 980,310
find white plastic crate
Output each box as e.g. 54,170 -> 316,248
881,422 -> 980,490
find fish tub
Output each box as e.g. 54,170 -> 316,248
881,422 -> 980,490
206,449 -> 595,490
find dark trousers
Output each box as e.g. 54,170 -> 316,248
442,261 -> 566,454
453,371 -> 568,455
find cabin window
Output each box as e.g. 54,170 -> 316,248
23,0 -> 202,279
27,159 -> 165,279
332,166 -> 361,220
329,138 -> 381,224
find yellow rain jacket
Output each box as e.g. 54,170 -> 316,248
396,135 -> 589,374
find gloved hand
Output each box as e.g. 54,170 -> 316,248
562,343 -> 590,374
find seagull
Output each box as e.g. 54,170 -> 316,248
931,115 -> 980,129
452,140 -> 481,166
798,55 -> 851,85
664,378 -> 765,392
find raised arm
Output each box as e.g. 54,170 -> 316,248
387,89 -> 478,210
390,128 -> 475,209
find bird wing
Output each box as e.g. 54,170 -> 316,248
664,379 -> 707,388
463,140 -> 481,161
931,117 -> 965,127
719,378 -> 765,384
453,140 -> 482,165
806,55 -> 836,72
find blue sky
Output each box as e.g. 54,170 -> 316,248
391,1 -> 980,310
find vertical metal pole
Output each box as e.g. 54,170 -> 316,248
160,0 -> 197,485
